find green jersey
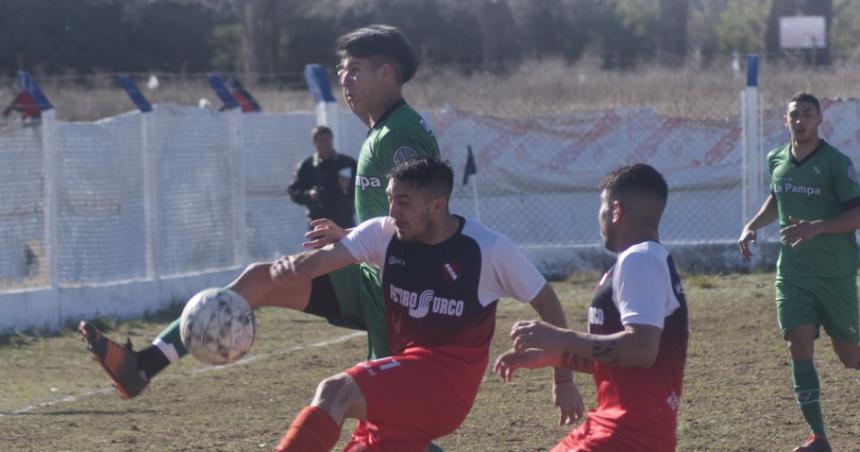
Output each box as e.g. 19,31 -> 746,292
768,140 -> 860,278
332,100 -> 439,360
354,100 -> 440,222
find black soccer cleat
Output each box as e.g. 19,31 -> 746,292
793,433 -> 832,452
78,320 -> 149,399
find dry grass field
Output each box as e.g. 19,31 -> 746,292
5,58 -> 860,122
3,60 -> 860,451
2,272 -> 859,451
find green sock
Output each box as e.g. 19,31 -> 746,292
154,318 -> 188,360
792,359 -> 825,438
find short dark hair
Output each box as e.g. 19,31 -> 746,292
336,24 -> 419,84
389,156 -> 454,200
790,92 -> 821,112
600,163 -> 668,204
312,126 -> 333,139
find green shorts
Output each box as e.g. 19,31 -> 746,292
308,263 -> 389,359
775,276 -> 860,344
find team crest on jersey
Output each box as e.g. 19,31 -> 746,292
393,146 -> 418,165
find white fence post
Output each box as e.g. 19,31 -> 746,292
141,111 -> 159,280
41,109 -> 59,289
304,64 -> 342,149
230,110 -> 247,267
741,54 -> 764,229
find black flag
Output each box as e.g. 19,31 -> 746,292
463,145 -> 477,186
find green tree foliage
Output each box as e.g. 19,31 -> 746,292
600,0 -> 659,69
688,0 -> 726,64
0,0 -> 228,77
512,0 -> 589,63
658,0 -> 690,65
715,0 -> 767,56
3,0 -> 858,79
831,0 -> 860,60
211,24 -> 243,73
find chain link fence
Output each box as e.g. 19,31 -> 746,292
439,106 -> 746,247
4,97 -> 860,330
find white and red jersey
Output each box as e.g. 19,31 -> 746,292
341,215 -> 546,404
583,241 -> 688,451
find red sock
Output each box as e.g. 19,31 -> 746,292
274,406 -> 341,452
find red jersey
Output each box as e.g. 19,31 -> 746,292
341,215 -> 546,405
563,241 -> 688,451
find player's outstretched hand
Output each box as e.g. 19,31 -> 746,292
303,218 -> 348,248
780,216 -> 822,247
737,227 -> 757,259
270,255 -> 300,286
510,320 -> 571,352
493,348 -> 560,383
554,381 -> 584,425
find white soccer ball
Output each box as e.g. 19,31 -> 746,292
180,288 -> 256,365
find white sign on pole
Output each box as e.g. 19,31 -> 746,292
780,16 -> 826,49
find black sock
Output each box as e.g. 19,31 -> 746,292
137,345 -> 171,380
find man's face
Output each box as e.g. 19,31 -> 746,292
386,179 -> 434,242
598,189 -> 616,251
313,133 -> 334,158
784,101 -> 822,145
337,56 -> 385,117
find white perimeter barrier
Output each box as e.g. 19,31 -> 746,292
2,99 -> 860,333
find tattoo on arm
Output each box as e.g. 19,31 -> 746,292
592,340 -> 619,364
560,351 -> 593,373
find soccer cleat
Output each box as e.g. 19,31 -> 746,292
793,433 -> 831,452
78,320 -> 149,399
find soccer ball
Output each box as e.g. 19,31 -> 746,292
179,288 -> 256,365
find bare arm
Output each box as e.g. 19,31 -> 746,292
739,193 -> 778,258
270,241 -> 357,286
528,284 -> 573,382
509,320 -> 663,368
525,283 -> 584,425
558,324 -> 662,368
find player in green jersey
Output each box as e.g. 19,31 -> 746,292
739,93 -> 860,452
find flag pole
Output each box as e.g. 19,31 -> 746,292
472,172 -> 481,222
464,145 -> 481,222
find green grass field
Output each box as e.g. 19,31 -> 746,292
1,272 -> 858,451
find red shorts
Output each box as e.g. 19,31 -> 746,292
551,416 -> 675,452
343,354 -> 472,452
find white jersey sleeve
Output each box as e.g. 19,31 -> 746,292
611,242 -> 680,329
486,231 -> 546,304
339,217 -> 395,269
